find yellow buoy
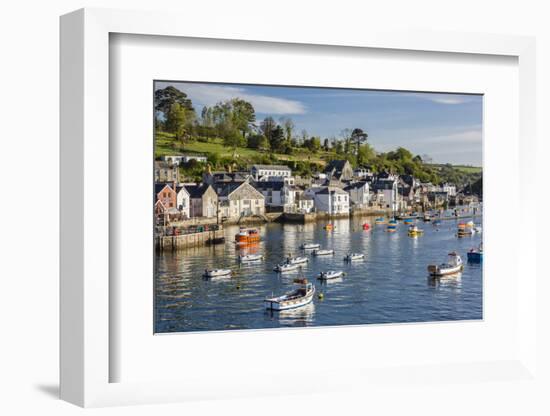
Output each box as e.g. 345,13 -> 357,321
318,293 -> 324,300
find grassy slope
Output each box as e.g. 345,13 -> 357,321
155,132 -> 332,165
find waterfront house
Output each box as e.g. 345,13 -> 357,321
344,181 -> 370,207
162,154 -> 208,166
252,181 -> 297,212
250,164 -> 292,182
306,186 -> 350,215
296,193 -> 315,213
154,161 -> 179,183
155,183 -> 177,210
442,183 -> 457,197
175,185 -> 190,218
183,184 -> 218,218
217,181 -> 265,219
372,178 -> 399,212
324,160 -> 353,181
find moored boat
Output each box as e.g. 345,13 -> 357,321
300,242 -> 321,250
467,243 -> 483,262
239,254 -> 263,263
344,253 -> 365,261
457,223 -> 473,237
286,256 -> 309,265
318,270 -> 345,280
387,219 -> 398,232
203,268 -> 232,278
323,223 -> 335,231
235,228 -> 260,245
313,249 -> 335,256
423,212 -> 432,222
427,252 -> 463,276
264,278 -> 315,311
403,218 -> 415,225
362,223 -> 370,230
273,263 -> 302,273
375,217 -> 386,225
407,225 -> 424,237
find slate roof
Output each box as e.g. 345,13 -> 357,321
183,184 -> 211,198
316,186 -> 348,195
252,181 -> 286,192
251,164 -> 291,171
344,181 -> 369,191
155,183 -> 174,195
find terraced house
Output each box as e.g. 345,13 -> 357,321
217,181 -> 265,220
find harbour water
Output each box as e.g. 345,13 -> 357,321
155,215 -> 483,333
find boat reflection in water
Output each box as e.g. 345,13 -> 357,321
428,271 -> 463,290
268,302 -> 316,327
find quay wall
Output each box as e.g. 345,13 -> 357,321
156,229 -> 225,251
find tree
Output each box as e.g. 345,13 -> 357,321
350,128 -> 369,164
260,117 -> 277,143
270,125 -> 286,152
154,86 -> 194,118
334,140 -> 344,155
280,117 -> 295,142
223,129 -> 246,156
166,103 -> 194,145
323,138 -> 330,151
231,98 -> 256,138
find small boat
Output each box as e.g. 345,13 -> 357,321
273,263 -> 302,273
206,236 -> 225,245
235,228 -> 260,245
362,223 -> 370,230
386,220 -> 398,232
344,253 -> 365,261
432,220 -> 442,226
323,223 -> 334,231
313,249 -> 335,256
423,213 -> 432,222
203,268 -> 232,278
286,256 -> 309,265
239,254 -> 263,263
407,225 -> 424,237
467,243 -> 483,262
457,223 -> 473,237
264,278 -> 315,311
318,270 -> 345,280
300,242 -> 321,250
403,218 -> 415,225
374,217 -> 386,225
427,252 -> 463,276
473,226 -> 482,233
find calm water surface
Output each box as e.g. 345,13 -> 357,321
155,216 -> 483,333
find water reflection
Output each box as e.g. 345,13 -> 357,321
155,215 -> 483,333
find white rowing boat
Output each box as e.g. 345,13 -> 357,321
264,278 -> 315,311
286,256 -> 309,265
273,263 -> 302,273
427,252 -> 463,276
344,253 -> 364,261
239,254 -> 263,262
318,270 -> 345,280
300,243 -> 321,250
203,269 -> 232,278
313,249 -> 334,256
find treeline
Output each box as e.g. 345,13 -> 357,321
155,85 -> 480,186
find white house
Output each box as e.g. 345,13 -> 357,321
217,181 -> 265,219
344,181 -> 370,207
162,154 -> 208,165
175,185 -> 190,218
442,183 -> 457,197
252,181 -> 296,212
372,179 -> 399,212
250,164 -> 292,182
306,186 -> 350,215
296,193 -> 315,213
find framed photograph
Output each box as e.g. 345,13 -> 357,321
60,8 -> 537,407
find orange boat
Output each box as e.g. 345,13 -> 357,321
235,228 -> 260,245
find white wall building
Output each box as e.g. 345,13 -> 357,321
162,154 -> 208,165
344,181 -> 370,207
307,186 -> 350,215
175,185 -> 190,218
250,164 -> 292,182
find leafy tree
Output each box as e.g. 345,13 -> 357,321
269,125 -> 286,152
230,98 -> 256,138
260,117 -> 277,143
155,86 -> 194,118
350,128 -> 369,164
166,103 -> 195,144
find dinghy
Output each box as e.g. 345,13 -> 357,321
407,225 -> 424,237
344,253 -> 365,261
313,249 -> 335,256
273,263 -> 302,273
203,269 -> 232,278
286,256 -> 309,265
318,270 -> 345,280
300,243 -> 321,250
467,243 -> 483,262
427,252 -> 463,276
264,278 -> 315,311
239,254 -> 263,263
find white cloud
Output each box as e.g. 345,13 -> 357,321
157,82 -> 306,115
418,93 -> 477,105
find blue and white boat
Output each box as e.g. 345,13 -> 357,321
467,243 -> 483,262
264,278 -> 315,311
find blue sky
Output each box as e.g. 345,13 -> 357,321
155,81 -> 483,166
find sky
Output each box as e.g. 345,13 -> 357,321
155,81 -> 483,166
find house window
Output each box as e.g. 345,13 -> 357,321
169,203 -> 173,207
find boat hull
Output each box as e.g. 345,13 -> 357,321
264,287 -> 315,311
467,252 -> 483,262
427,264 -> 462,276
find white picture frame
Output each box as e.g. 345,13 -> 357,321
60,8 -> 537,407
